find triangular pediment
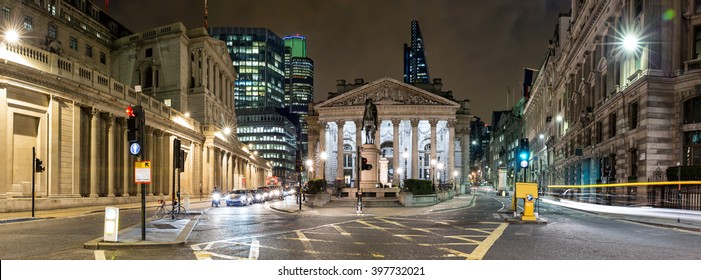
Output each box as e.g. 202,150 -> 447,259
317,77 -> 460,109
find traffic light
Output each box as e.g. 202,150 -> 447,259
34,158 -> 45,173
126,105 -> 143,145
361,157 -> 373,170
518,138 -> 530,168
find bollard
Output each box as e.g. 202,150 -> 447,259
104,207 -> 119,242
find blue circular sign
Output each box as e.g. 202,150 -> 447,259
130,143 -> 141,155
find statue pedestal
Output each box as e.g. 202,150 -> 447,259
360,144 -> 380,189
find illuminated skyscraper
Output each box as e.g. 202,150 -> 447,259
210,27 -> 286,109
403,20 -> 431,84
283,35 -> 314,167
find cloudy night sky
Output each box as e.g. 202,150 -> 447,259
98,0 -> 572,123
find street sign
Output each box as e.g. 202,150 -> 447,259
135,160 -> 152,184
129,143 -> 141,155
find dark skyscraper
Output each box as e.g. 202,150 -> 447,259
403,20 -> 430,84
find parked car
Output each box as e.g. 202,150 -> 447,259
225,189 -> 252,206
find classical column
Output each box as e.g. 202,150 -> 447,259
318,121 -> 327,179
48,96 -> 60,196
336,120 -> 345,185
447,120 -> 456,187
410,118 -> 419,179
154,130 -> 164,196
354,119 -> 362,183
106,114 -> 116,197
120,118 -> 130,196
208,146 -> 215,191
71,103 -> 82,197
392,119 -> 400,183
374,119 -> 381,146
144,127 -> 154,196
89,108 -> 100,198
429,119 -> 438,185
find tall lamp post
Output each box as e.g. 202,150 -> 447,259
320,151 -> 328,183
453,170 -> 459,192
437,162 -> 444,187
305,159 -> 313,181
403,149 -> 409,180
396,167 -> 403,188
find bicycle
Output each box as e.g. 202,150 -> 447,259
154,200 -> 187,220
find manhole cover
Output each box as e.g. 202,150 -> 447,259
152,224 -> 177,229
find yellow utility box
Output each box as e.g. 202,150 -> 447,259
515,183 -> 538,221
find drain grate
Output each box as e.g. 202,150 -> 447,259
152,223 -> 177,229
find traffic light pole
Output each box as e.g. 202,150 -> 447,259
32,147 -> 36,218
356,146 -> 362,213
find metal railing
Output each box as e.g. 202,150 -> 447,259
547,181 -> 701,211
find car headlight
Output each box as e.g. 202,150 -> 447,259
273,190 -> 280,196
256,194 -> 262,199
263,193 -> 268,197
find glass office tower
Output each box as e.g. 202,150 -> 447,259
403,20 -> 431,84
210,27 -> 286,109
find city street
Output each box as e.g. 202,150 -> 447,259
2,188 -> 699,260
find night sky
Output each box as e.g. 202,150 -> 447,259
98,0 -> 571,123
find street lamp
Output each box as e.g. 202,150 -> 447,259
320,151 -> 328,182
437,162 -> 444,186
396,167 -> 403,188
4,29 -> 19,44
452,170 -> 459,191
305,159 -> 313,180
403,149 -> 409,180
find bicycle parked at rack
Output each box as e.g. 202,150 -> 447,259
154,200 -> 187,220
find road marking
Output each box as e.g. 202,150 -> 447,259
332,225 -> 351,236
248,239 -> 260,260
94,250 -> 105,260
468,222 -> 508,260
194,251 -> 212,260
356,220 -> 389,232
445,235 -> 483,244
296,230 -> 313,252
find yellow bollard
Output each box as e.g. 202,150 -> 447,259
522,195 -> 536,221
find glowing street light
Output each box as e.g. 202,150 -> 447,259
623,34 -> 640,52
555,115 -> 563,122
4,29 -> 19,44
305,159 -> 313,179
223,127 -> 231,135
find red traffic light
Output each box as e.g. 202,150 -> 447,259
126,106 -> 135,118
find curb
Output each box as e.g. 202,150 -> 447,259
83,216 -> 199,250
618,218 -> 701,233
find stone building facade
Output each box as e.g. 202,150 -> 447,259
0,0 -> 269,212
307,78 -> 473,189
523,0 -> 701,188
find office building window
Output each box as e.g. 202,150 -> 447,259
629,101 -> 639,129
99,52 -> 106,64
2,7 -> 10,20
23,15 -> 33,31
608,113 -> 616,138
47,24 -> 57,40
70,37 -> 78,50
596,121 -> 603,144
85,44 -> 93,57
145,48 -> 153,58
684,96 -> 701,124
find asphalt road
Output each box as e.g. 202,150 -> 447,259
1,189 -> 700,260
